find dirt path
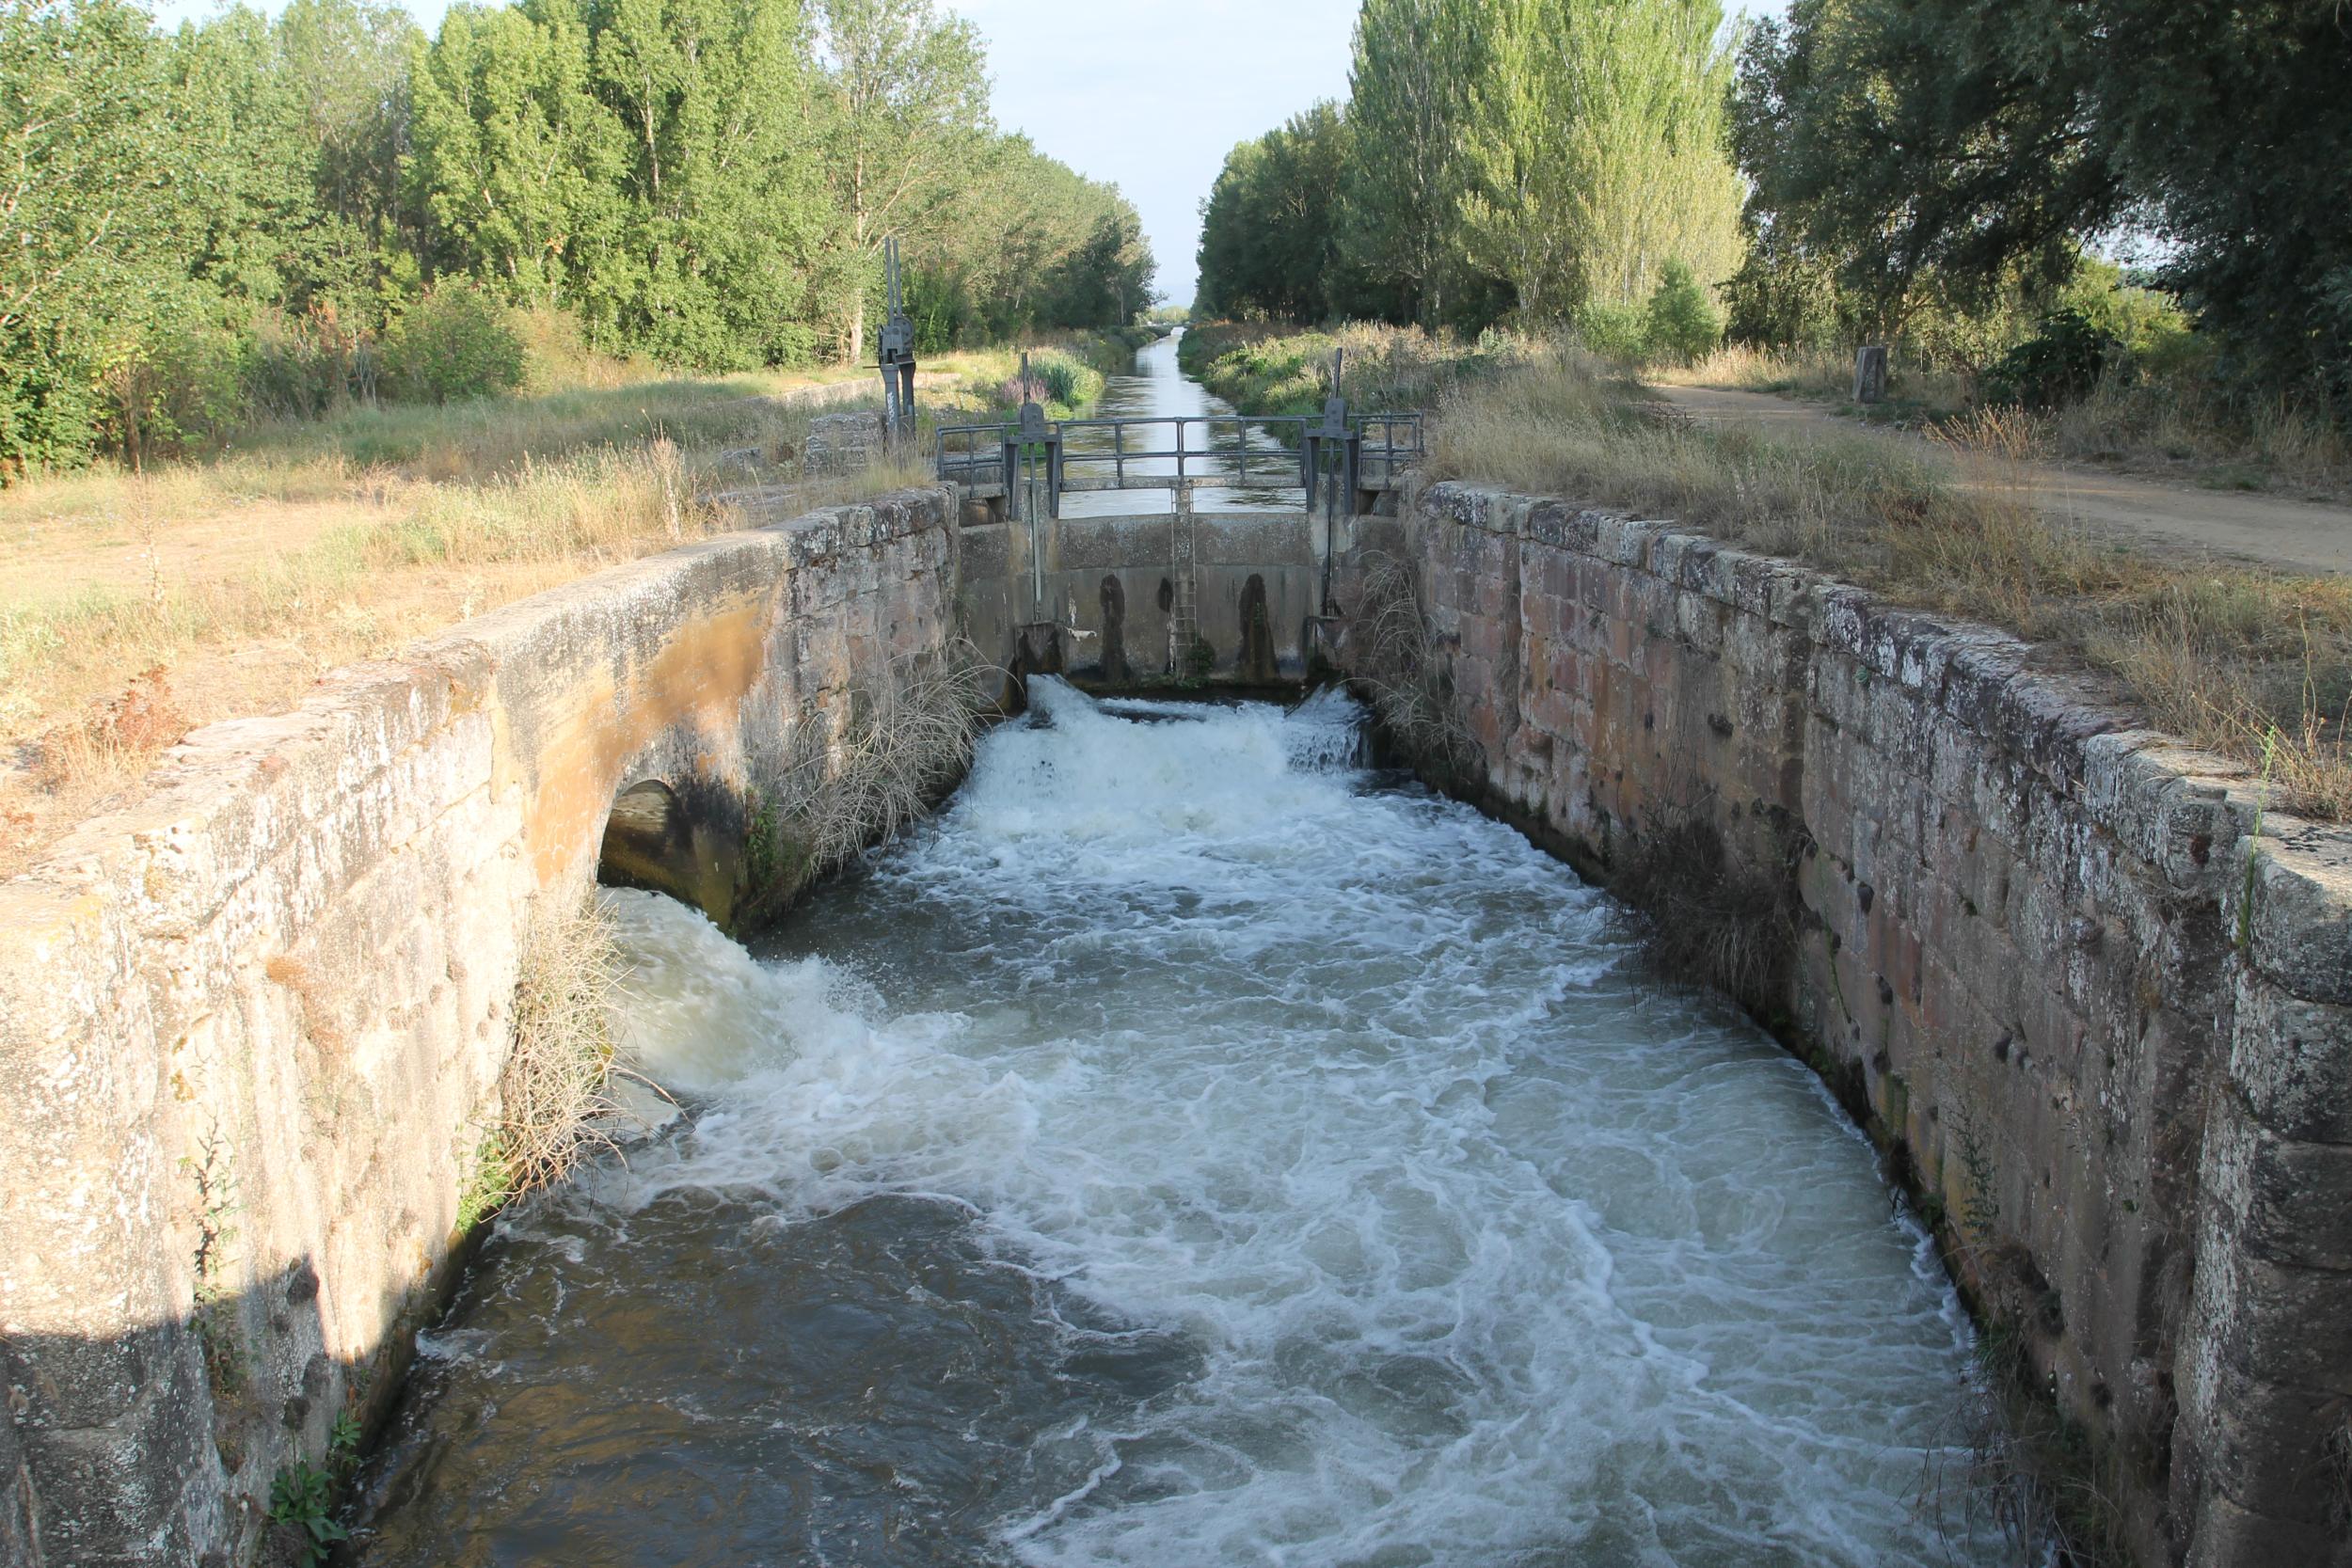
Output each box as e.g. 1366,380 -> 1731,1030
1648,382 -> 2352,577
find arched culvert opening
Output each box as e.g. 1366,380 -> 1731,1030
596,779 -> 739,930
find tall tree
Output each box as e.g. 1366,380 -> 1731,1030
1460,0 -> 1742,324
2090,0 -> 2352,392
276,0 -> 419,258
1731,0 -> 2114,339
815,0 -> 985,364
591,0 -> 831,365
1339,0 -> 1484,327
1196,101 -> 1353,322
1,0 -> 205,468
407,0 -> 624,313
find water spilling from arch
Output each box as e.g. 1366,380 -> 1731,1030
357,681 -> 2004,1567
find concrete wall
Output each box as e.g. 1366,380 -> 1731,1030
0,488 -> 960,1566
958,505 -> 1327,687
1341,483 -> 2351,1568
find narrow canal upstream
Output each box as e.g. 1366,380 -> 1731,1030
355,676 -> 2007,1567
1056,328 -> 1305,515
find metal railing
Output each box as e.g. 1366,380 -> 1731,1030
1354,413 -> 1423,484
933,410 -> 1422,503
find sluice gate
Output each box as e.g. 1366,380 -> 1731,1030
935,370 -> 1422,688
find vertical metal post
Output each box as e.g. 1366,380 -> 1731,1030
878,236 -> 917,444
1314,360 -> 1354,617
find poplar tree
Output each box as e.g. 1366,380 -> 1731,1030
406,0 -> 623,313
815,0 -> 986,364
1,0 -> 202,467
1461,0 -> 1742,325
1339,0 -> 1484,327
1196,102 -> 1352,322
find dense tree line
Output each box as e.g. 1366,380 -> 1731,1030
1734,0 -> 2352,395
1200,0 -> 2349,403
0,0 -> 1153,471
1196,0 -> 1741,340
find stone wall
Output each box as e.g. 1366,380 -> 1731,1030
0,488 -> 960,1566
1340,483 -> 2351,1567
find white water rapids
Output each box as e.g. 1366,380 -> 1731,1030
363,679 -> 2007,1567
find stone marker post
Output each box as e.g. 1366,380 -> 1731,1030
1852,345 -> 1889,404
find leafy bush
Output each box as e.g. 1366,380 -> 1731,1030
1645,260 -> 1724,365
1980,309 -> 2112,408
1031,353 -> 1086,404
266,1461 -> 349,1566
379,290 -> 524,404
991,349 -> 1106,416
1577,301 -> 1651,362
107,319 -> 245,464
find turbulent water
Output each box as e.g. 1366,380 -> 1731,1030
357,682 -> 2005,1568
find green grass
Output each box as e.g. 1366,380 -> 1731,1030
1179,321 -> 1530,420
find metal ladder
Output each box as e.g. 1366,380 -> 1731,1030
1168,503 -> 1200,668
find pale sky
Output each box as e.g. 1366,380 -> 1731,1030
151,0 -> 1791,307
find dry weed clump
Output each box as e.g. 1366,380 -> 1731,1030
496,893 -> 628,1196
775,647 -> 997,878
1608,808 -> 1801,1012
1347,551 -> 1478,779
35,666 -> 190,790
1426,349 -> 2352,819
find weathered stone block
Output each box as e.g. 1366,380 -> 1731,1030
2232,973 -> 2352,1145
2239,840 -> 2352,1006
804,411 -> 884,476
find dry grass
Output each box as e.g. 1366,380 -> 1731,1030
1608,807 -> 1800,1012
1652,343 -> 1975,414
496,893 -> 628,1196
0,379 -> 932,877
1427,349 -> 2352,819
2038,374 -> 2352,502
779,644 -> 997,876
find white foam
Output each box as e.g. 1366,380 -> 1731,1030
596,680 -> 2007,1567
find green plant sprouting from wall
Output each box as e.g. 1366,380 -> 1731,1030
1952,1104 -> 2002,1256
265,1460 -> 349,1566
181,1121 -> 246,1399
453,1134 -> 515,1234
743,791 -> 791,896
